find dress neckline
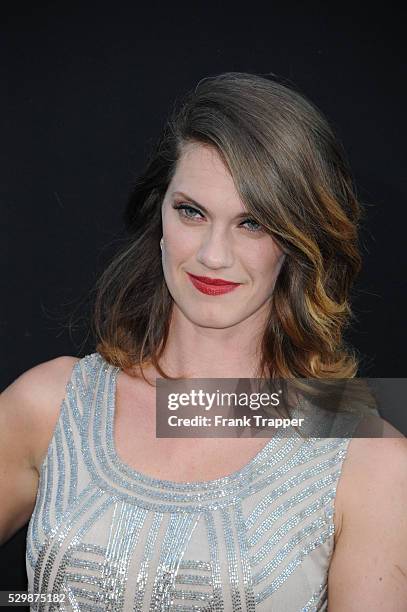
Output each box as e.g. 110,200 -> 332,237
85,352 -> 299,511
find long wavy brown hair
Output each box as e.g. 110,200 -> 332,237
92,71 -> 366,385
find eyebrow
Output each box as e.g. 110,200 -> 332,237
171,191 -> 253,220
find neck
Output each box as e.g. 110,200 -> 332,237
157,304 -> 268,379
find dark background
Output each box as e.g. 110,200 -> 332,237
1,2 -> 406,600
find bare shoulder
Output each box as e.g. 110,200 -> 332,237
329,429 -> 407,609
0,356 -> 80,545
334,420 -> 406,539
0,355 -> 80,474
339,432 -> 407,504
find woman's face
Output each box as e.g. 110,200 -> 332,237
161,141 -> 286,330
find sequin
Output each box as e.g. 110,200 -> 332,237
26,352 -> 358,610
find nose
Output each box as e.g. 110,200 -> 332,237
196,228 -> 234,269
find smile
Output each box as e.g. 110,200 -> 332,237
186,272 -> 242,296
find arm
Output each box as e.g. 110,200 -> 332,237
0,356 -> 79,546
328,435 -> 407,610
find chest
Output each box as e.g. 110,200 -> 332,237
113,373 -> 273,482
113,370 -> 346,535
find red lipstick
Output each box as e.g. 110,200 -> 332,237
187,273 -> 242,296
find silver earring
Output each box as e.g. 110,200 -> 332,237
160,237 -> 163,250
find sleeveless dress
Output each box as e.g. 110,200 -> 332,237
26,352 -> 355,611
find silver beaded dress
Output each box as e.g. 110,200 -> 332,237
26,352 -> 354,611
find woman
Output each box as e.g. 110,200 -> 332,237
1,72 -> 406,611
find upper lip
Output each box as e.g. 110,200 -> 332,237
187,272 -> 242,286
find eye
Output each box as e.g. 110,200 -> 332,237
173,202 -> 264,233
173,203 -> 204,220
240,218 -> 263,233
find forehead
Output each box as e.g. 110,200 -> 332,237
170,142 -> 241,204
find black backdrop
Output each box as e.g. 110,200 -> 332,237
1,2 -> 406,599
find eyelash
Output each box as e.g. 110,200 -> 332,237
173,203 -> 263,233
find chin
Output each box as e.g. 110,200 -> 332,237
185,309 -> 246,329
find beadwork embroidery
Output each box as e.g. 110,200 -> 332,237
26,353 -> 356,611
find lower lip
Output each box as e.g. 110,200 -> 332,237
187,274 -> 241,295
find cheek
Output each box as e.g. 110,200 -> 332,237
163,209 -> 198,250
245,244 -> 285,285
165,232 -> 196,264
162,229 -> 197,278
